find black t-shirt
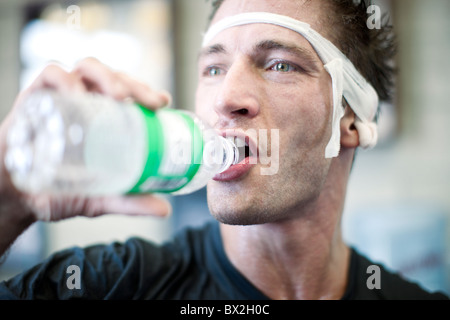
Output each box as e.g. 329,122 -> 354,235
0,221 -> 448,300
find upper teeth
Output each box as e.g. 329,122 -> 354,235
227,136 -> 248,148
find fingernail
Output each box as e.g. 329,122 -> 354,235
155,194 -> 173,217
159,90 -> 172,108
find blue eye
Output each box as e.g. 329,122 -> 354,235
208,67 -> 222,76
273,62 -> 292,72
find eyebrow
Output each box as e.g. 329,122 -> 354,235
199,39 -> 321,73
256,40 -> 323,74
198,43 -> 227,60
255,40 -> 320,68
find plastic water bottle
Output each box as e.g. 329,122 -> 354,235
4,90 -> 240,196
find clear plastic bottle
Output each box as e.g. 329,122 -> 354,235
4,90 -> 239,196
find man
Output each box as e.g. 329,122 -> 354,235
0,0 -> 447,300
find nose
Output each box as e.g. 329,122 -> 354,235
213,58 -> 261,122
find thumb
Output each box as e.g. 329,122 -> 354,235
99,194 -> 173,217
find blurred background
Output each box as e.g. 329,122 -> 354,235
0,0 -> 449,296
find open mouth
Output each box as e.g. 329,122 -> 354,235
213,130 -> 258,182
223,133 -> 257,165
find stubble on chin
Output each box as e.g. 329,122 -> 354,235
206,182 -> 287,226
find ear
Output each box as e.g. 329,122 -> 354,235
340,105 -> 359,149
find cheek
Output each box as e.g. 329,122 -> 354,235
271,80 -> 332,151
195,85 -> 218,124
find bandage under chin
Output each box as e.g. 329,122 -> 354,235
202,12 -> 379,158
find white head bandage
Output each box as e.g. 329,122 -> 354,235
202,12 -> 379,158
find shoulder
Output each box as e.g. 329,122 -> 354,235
349,248 -> 449,300
0,223 -> 215,300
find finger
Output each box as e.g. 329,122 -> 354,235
94,194 -> 173,218
24,193 -> 172,222
28,63 -> 86,94
74,57 -> 171,109
73,57 -> 129,99
117,72 -> 172,109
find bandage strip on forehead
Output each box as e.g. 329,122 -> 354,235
202,12 -> 379,158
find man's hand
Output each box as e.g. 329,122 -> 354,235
0,58 -> 172,254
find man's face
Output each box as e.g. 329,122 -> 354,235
196,0 -> 334,225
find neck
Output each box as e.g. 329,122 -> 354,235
220,148 -> 354,300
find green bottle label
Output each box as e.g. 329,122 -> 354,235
127,107 -> 203,194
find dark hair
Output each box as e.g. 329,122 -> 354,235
207,0 -> 397,103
